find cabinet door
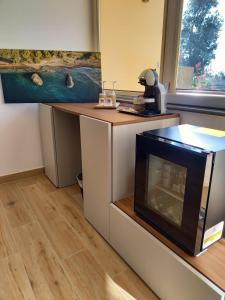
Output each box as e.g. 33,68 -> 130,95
80,115 -> 111,241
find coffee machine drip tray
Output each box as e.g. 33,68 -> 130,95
117,106 -> 172,117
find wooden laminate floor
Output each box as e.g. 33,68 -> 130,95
0,174 -> 158,300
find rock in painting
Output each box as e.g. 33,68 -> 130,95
65,73 -> 75,88
31,73 -> 43,86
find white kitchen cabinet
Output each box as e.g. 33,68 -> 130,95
39,104 -> 82,187
80,114 -> 179,241
40,104 -> 224,300
110,204 -> 224,300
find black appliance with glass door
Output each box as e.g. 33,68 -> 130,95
134,124 -> 225,256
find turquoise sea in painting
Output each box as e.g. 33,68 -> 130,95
1,67 -> 101,103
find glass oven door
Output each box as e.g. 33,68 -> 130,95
134,134 -> 210,255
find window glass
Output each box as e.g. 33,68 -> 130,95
177,0 -> 225,91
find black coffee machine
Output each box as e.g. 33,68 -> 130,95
138,68 -> 166,115
118,68 -> 167,117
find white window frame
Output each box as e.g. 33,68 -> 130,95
160,0 -> 225,111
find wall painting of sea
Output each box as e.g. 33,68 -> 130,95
0,49 -> 102,103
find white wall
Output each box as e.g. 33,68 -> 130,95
0,0 -> 96,176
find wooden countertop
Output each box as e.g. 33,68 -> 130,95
47,103 -> 179,126
115,197 -> 225,292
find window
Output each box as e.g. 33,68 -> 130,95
177,0 -> 225,91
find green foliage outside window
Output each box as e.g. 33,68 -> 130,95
178,0 -> 225,90
180,0 -> 223,75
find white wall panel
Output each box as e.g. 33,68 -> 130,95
0,0 -> 97,176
